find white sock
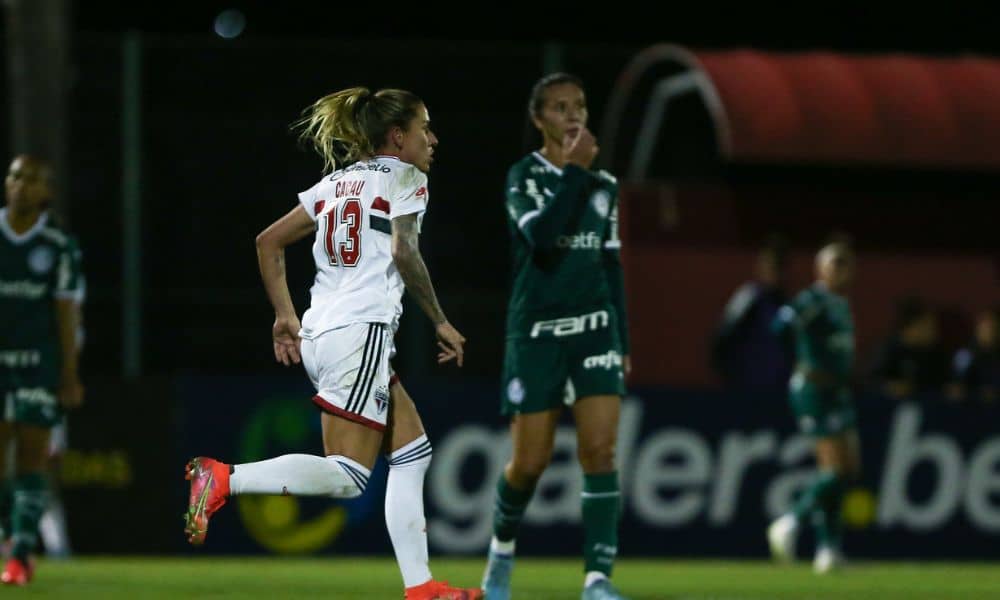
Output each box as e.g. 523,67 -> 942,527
385,435 -> 434,588
229,454 -> 369,498
491,537 -> 515,556
39,496 -> 72,557
585,571 -> 608,588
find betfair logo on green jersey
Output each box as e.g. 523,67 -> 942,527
0,279 -> 47,299
530,309 -> 609,338
556,232 -> 602,249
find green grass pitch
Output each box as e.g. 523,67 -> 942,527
15,557 -> 1000,599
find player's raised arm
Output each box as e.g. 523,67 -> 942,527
511,128 -> 596,250
390,213 -> 465,366
255,204 -> 315,366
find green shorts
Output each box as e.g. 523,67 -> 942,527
788,373 -> 856,438
501,324 -> 625,416
1,366 -> 62,427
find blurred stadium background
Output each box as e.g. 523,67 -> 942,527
2,2 -> 998,598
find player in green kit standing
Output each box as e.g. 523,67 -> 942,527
767,240 -> 860,574
0,155 -> 84,585
481,73 -> 631,600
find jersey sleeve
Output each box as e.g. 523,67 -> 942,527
71,240 -> 86,305
54,235 -> 83,301
505,166 -> 543,230
390,167 -> 429,220
508,163 -> 588,248
600,191 -> 629,352
775,290 -> 822,333
603,202 -> 621,250
297,179 -> 324,222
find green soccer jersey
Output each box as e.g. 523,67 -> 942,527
0,209 -> 83,385
503,152 -> 629,349
773,283 -> 854,382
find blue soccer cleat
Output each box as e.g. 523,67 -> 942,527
581,578 -> 630,600
480,548 -> 514,600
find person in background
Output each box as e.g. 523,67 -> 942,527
0,155 -> 84,585
481,73 -> 631,600
710,234 -> 793,393
949,307 -> 999,405
767,240 -> 859,574
868,295 -> 950,402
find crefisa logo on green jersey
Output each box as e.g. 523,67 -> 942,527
583,350 -> 622,370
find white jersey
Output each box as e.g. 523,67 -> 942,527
296,156 -> 428,339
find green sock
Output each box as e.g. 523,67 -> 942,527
816,479 -> 846,549
11,473 -> 48,561
493,475 -> 535,544
582,472 -> 620,576
792,470 -> 840,522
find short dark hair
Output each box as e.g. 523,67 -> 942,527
522,72 -> 585,151
528,72 -> 584,119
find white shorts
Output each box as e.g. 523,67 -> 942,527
302,322 -> 395,432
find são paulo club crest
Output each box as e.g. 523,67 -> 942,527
374,386 -> 390,416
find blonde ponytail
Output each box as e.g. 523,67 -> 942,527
292,87 -> 374,173
293,87 -> 424,173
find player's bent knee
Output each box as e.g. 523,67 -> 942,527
387,435 -> 433,471
577,439 -> 617,473
326,455 -> 369,498
334,481 -> 365,498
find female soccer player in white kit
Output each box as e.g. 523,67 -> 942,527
183,87 -> 481,600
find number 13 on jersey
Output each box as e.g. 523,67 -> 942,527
321,198 -> 362,267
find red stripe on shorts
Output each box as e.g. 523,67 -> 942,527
311,395 -> 386,432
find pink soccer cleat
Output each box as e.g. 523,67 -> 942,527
183,457 -> 231,546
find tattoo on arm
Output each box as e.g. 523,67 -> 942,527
392,214 -> 446,325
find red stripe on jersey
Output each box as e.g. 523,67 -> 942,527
314,200 -> 326,216
371,196 -> 390,213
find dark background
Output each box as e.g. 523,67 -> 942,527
2,3 -> 999,557
4,4 -> 989,384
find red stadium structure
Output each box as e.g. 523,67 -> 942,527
603,45 -> 1000,387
